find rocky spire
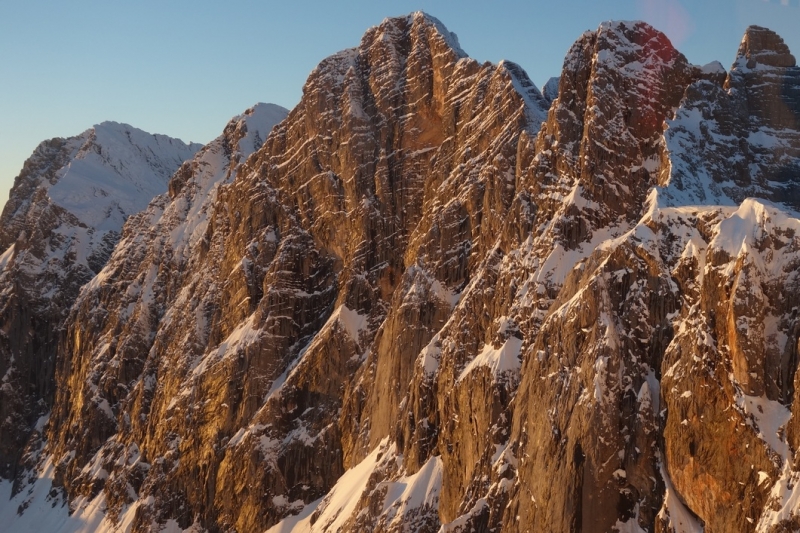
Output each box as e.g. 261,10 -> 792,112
660,25 -> 800,209
736,25 -> 796,69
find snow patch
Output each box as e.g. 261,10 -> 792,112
0,243 -> 14,270
330,304 -> 368,344
736,394 -> 791,461
457,336 -> 523,383
267,440 -> 442,533
657,456 -> 704,533
0,456 -> 160,533
418,335 -> 442,376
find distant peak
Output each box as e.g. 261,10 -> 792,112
88,121 -> 144,142
93,120 -> 133,132
86,121 -> 202,152
700,60 -> 726,74
543,76 -> 560,104
737,26 -> 796,68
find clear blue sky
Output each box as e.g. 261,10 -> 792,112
2,0 -> 799,207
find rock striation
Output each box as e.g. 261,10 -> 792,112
3,12 -> 800,533
42,13 -> 548,532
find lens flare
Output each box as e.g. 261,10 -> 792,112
636,0 -> 695,47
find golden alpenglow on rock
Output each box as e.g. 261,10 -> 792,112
3,11 -> 800,533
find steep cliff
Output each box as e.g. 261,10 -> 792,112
36,13 -> 548,532
4,12 -> 800,533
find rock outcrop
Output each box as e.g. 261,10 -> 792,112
3,12 -> 800,533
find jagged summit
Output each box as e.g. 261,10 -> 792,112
5,13 -> 800,533
497,60 -> 549,130
661,24 -> 800,209
388,11 -> 467,58
737,25 -> 796,68
596,19 -> 687,69
596,18 -> 660,37
307,12 -> 468,96
167,102 -> 288,198
527,17 -> 693,244
728,25 -> 800,129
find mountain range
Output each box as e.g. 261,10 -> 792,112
2,11 -> 800,533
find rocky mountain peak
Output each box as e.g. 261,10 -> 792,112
497,60 -> 549,131
7,12 -> 550,532
727,26 -> 800,132
526,19 -> 694,248
596,19 -> 678,59
541,75 -> 559,103
737,25 -> 796,69
383,11 -> 467,59
167,103 -> 287,199
662,26 -> 800,209
6,13 -> 800,533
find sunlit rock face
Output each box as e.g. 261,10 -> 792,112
4,12 -> 800,533
38,13 -> 547,533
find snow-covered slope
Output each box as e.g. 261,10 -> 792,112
0,123 -> 202,245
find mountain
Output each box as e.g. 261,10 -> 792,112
3,11 -> 800,533
0,123 -> 202,479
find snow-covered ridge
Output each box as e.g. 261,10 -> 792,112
0,122 -> 202,279
46,122 -> 202,230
